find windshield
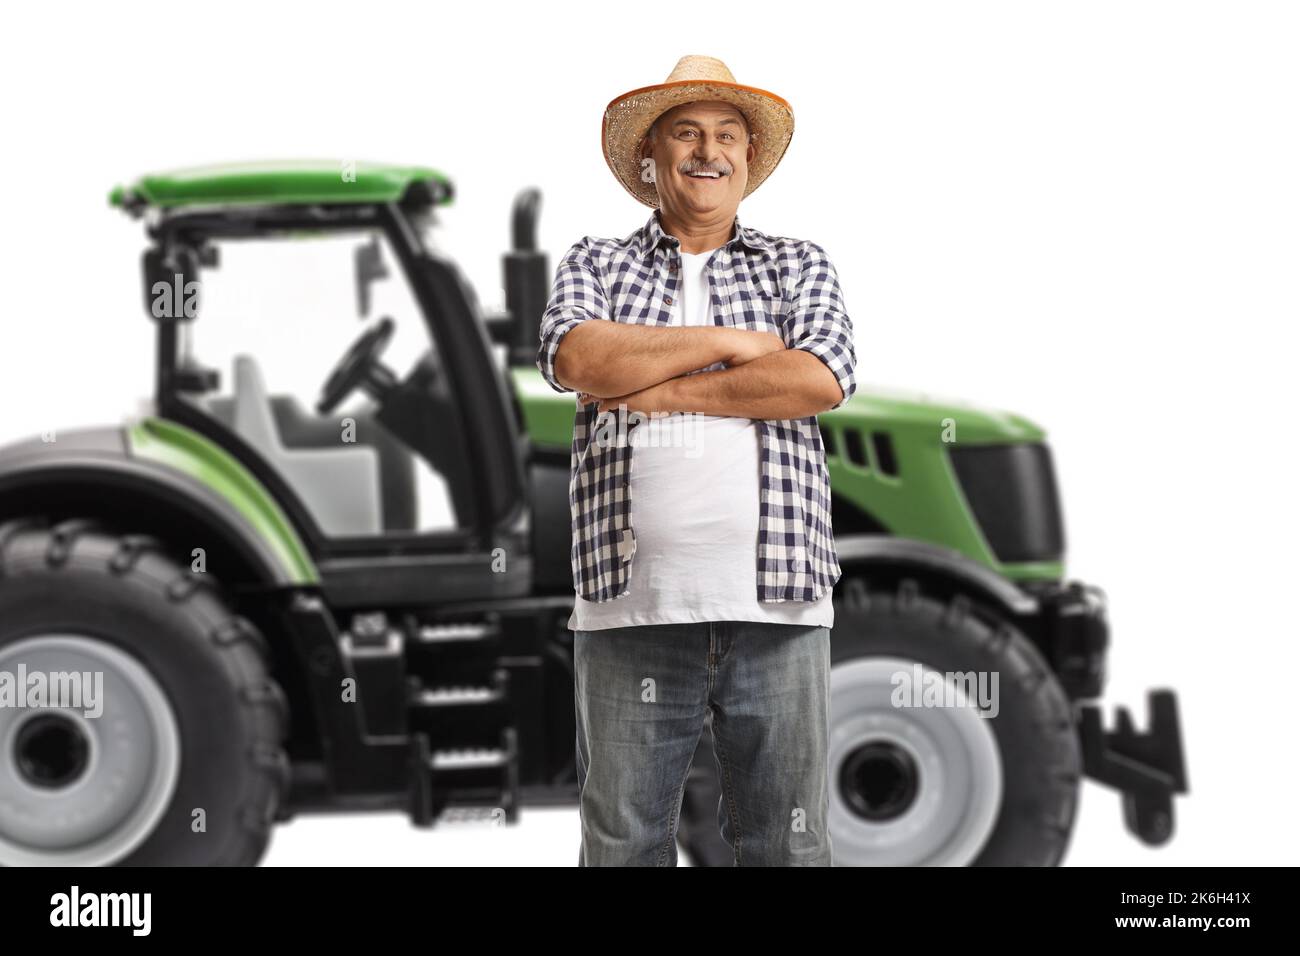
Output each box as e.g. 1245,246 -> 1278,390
181,229 -> 461,536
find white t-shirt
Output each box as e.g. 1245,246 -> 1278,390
569,248 -> 834,632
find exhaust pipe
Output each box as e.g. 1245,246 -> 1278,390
496,188 -> 551,368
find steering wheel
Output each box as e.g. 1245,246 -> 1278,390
316,316 -> 397,415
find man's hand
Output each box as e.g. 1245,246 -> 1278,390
724,330 -> 786,366
578,383 -> 675,417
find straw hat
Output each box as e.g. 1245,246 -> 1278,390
602,55 -> 795,208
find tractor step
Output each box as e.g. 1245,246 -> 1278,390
324,611 -> 526,828
431,744 -> 511,770
405,617 -> 507,687
408,727 -> 520,828
412,685 -> 501,706
403,617 -> 520,827
407,668 -> 510,710
410,619 -> 503,648
437,805 -> 511,825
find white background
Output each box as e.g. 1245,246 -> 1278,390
1,0 -> 1296,865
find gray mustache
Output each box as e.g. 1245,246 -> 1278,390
679,163 -> 731,176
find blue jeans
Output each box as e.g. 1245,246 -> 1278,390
574,620 -> 832,866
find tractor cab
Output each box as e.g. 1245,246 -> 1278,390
112,161 -> 547,606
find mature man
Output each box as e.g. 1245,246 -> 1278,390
537,55 -> 857,866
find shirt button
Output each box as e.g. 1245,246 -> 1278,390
663,295 -> 673,305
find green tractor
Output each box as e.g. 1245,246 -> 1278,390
0,162 -> 1186,866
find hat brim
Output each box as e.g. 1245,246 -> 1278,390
602,79 -> 794,208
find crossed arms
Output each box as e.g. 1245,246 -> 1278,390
536,240 -> 858,421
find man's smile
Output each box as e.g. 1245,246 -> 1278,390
684,169 -> 727,187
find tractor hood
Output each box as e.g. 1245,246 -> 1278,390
830,384 -> 1047,444
510,368 -> 1046,448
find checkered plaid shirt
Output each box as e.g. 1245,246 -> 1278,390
537,209 -> 857,604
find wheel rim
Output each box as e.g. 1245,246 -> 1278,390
829,657 -> 1002,866
0,635 -> 181,866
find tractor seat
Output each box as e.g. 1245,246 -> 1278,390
229,355 -> 383,537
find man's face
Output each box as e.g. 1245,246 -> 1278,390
641,100 -> 757,221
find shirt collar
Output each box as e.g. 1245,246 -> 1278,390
638,208 -> 777,260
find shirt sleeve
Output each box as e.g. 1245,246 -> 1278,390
536,239 -> 608,393
783,241 -> 858,410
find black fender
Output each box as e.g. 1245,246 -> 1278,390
833,534 -> 1039,617
0,426 -> 302,589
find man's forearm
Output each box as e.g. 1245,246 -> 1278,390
554,322 -> 761,397
609,348 -> 844,420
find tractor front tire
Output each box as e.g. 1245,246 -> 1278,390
678,578 -> 1081,866
0,518 -> 290,866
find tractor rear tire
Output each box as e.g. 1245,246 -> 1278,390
0,518 -> 290,866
